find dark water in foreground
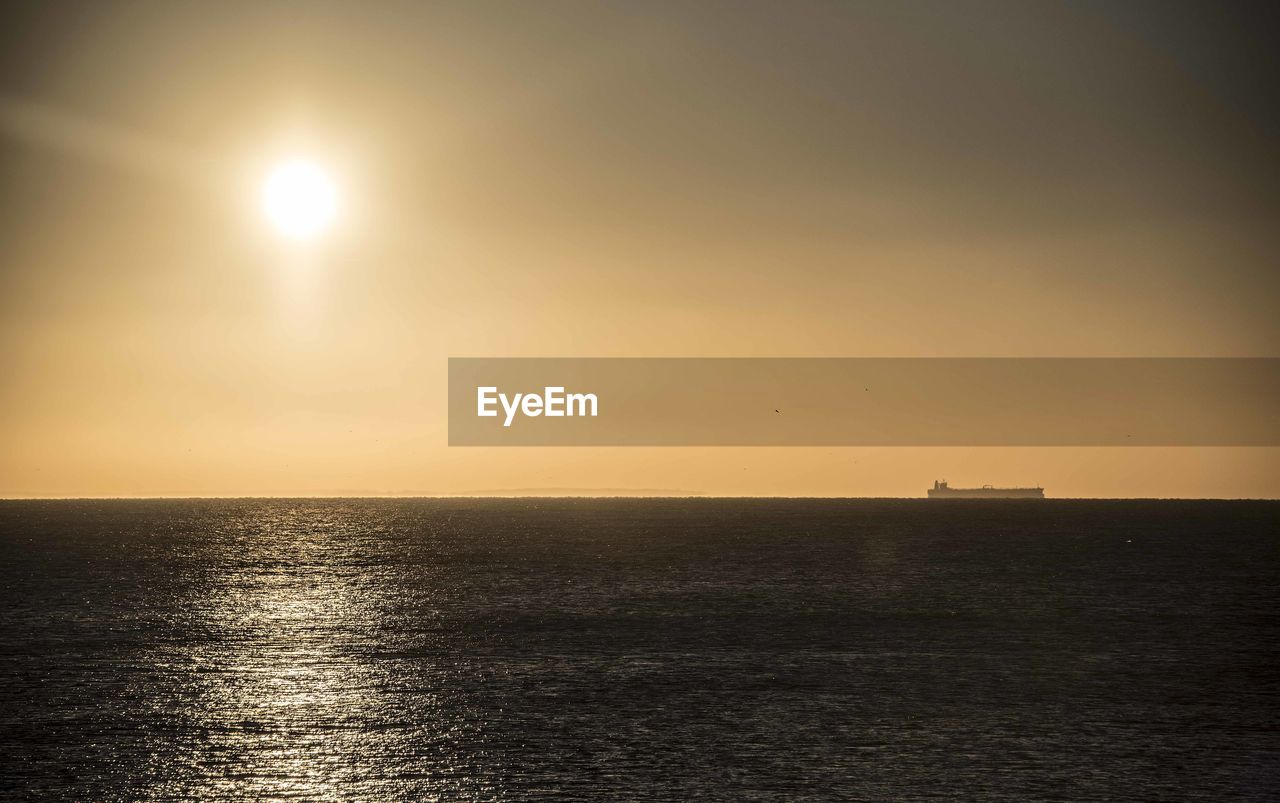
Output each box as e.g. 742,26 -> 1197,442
1,499 -> 1277,800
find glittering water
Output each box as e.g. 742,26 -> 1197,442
1,498 -> 1277,800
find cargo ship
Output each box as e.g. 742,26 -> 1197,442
927,480 -> 1044,499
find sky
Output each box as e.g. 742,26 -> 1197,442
1,0 -> 1277,498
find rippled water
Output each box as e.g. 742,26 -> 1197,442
1,498 -> 1277,800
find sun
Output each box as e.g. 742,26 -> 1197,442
261,160 -> 338,240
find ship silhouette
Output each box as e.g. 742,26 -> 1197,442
927,480 -> 1045,499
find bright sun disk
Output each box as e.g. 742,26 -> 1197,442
261,160 -> 338,239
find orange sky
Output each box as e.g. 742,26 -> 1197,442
1,1 -> 1277,497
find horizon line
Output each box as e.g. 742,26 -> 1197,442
1,494 -> 1277,502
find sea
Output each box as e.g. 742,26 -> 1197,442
0,498 -> 1277,800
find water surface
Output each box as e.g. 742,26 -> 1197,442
1,499 -> 1277,799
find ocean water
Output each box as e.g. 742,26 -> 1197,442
0,498 -> 1277,800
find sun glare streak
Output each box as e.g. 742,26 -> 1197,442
0,95 -> 217,189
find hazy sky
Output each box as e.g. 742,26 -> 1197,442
1,1 -> 1277,497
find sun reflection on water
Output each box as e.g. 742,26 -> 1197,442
160,504 -> 492,801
